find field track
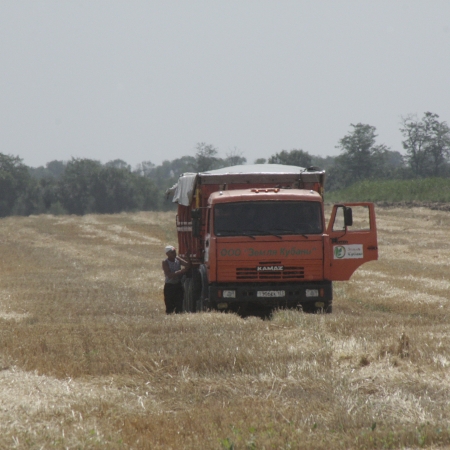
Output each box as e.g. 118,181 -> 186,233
0,207 -> 449,449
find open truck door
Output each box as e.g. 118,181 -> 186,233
326,203 -> 378,281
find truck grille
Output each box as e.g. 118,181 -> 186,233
236,266 -> 305,280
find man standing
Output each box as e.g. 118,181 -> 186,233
162,246 -> 191,314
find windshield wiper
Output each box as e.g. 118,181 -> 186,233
246,229 -> 283,239
265,231 -> 283,239
218,230 -> 256,239
271,228 -> 309,239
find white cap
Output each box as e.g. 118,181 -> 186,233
165,245 -> 176,254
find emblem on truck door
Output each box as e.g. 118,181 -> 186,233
257,266 -> 284,271
333,244 -> 363,259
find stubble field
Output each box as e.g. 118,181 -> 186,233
0,206 -> 449,449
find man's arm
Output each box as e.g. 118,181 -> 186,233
162,259 -> 191,280
177,257 -> 191,267
177,250 -> 192,268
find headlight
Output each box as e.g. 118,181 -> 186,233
223,290 -> 236,298
306,289 -> 319,298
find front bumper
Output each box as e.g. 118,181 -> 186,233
207,281 -> 332,310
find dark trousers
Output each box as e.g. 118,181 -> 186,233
164,282 -> 183,314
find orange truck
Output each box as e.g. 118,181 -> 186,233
168,164 -> 378,314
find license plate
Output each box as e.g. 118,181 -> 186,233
257,290 -> 285,298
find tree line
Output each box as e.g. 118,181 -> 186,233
1,111 -> 449,217
0,157 -> 158,217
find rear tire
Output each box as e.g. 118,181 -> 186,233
195,266 -> 209,312
183,278 -> 195,312
183,269 -> 204,313
182,266 -> 209,313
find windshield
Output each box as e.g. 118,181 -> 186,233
214,201 -> 323,236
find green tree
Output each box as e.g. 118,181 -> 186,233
134,161 -> 155,177
426,113 -> 450,176
401,112 -> 450,177
39,176 -> 62,213
310,155 -> 336,171
254,158 -> 266,164
58,158 -> 158,215
194,142 -> 219,172
328,124 -> 389,190
339,124 -> 388,178
131,176 -> 160,211
93,165 -> 158,213
268,149 -> 312,168
105,159 -> 131,171
0,153 -> 35,216
325,124 -> 391,190
46,160 -> 66,178
94,166 -> 132,213
400,114 -> 430,177
58,158 -> 102,214
29,160 -> 66,180
169,156 -> 197,177
224,148 -> 247,167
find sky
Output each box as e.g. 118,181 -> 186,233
1,1 -> 450,169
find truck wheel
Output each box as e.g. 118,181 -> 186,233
197,265 -> 210,312
185,266 -> 208,313
188,268 -> 205,312
196,298 -> 204,312
183,278 -> 195,313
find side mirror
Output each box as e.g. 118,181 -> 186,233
191,209 -> 201,237
344,207 -> 353,227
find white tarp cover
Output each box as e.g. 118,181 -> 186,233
169,164 -> 309,205
199,164 -> 306,175
170,173 -> 197,206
